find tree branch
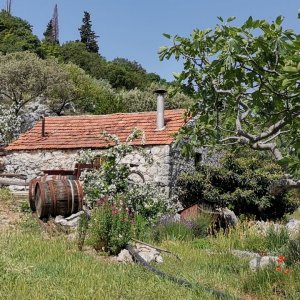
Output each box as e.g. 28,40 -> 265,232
253,118 -> 288,143
251,142 -> 283,160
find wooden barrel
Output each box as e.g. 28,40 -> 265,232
28,174 -> 76,212
34,178 -> 83,219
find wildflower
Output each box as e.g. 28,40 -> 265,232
284,269 -> 289,274
277,255 -> 286,263
275,267 -> 282,272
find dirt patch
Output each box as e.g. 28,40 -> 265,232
0,196 -> 25,230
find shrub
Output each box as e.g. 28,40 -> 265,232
80,129 -> 148,206
176,151 -> 299,220
89,200 -> 132,255
125,184 -> 169,224
80,130 -> 169,224
80,131 -> 172,251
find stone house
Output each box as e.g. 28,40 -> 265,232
5,103 -> 193,197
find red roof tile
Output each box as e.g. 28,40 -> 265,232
6,110 -> 186,151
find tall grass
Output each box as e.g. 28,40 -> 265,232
1,215 -> 300,299
0,228 -> 215,300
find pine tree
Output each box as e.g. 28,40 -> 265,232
79,11 -> 99,53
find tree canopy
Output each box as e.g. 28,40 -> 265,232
160,16 -> 300,178
0,10 -> 41,55
79,11 -> 99,53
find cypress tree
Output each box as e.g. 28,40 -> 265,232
79,11 -> 99,53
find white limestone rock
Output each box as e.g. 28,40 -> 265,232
117,249 -> 133,263
249,256 -> 278,271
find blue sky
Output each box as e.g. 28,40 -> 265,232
3,0 -> 300,81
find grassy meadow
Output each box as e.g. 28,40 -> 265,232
1,191 -> 300,299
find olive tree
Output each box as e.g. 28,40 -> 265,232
0,52 -> 49,115
160,16 -> 300,190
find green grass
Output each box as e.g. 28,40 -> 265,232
0,227 -> 216,300
1,214 -> 300,300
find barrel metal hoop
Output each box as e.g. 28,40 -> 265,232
63,179 -> 71,215
38,181 -> 46,218
74,180 -> 82,210
48,180 -> 57,215
77,181 -> 84,209
68,179 -> 75,214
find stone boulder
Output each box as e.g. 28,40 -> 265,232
249,256 -> 279,271
117,249 -> 133,263
135,243 -> 163,264
116,243 -> 164,264
54,211 -> 84,228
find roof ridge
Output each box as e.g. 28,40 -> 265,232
43,109 -> 185,119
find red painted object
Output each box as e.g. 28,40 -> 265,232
179,204 -> 202,221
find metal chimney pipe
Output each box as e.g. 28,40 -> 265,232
154,89 -> 167,131
41,116 -> 45,137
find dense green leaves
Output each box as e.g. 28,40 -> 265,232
160,16 -> 300,168
177,152 -> 299,219
79,11 -> 99,53
0,10 -> 41,55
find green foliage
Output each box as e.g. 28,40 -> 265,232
2,206 -> 300,300
0,187 -> 14,202
79,11 -> 99,53
79,131 -> 171,252
243,267 -> 288,297
40,41 -> 61,58
19,201 -> 31,213
59,41 -> 106,79
43,20 -> 54,43
104,58 -> 148,90
89,201 -> 132,254
189,213 -> 214,237
115,82 -> 193,113
177,151 -> 299,219
80,129 -> 145,205
77,212 -> 89,251
80,131 -> 168,225
284,232 -> 300,266
265,225 -> 289,252
154,221 -> 195,242
0,105 -> 21,143
0,10 -> 41,55
125,184 -> 168,224
0,52 -> 78,118
160,16 -> 300,173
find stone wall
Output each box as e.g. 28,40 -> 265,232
4,145 -> 173,195
5,150 -> 79,180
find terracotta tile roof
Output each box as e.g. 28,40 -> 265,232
6,110 -> 186,151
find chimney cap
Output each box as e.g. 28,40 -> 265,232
154,88 -> 167,95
